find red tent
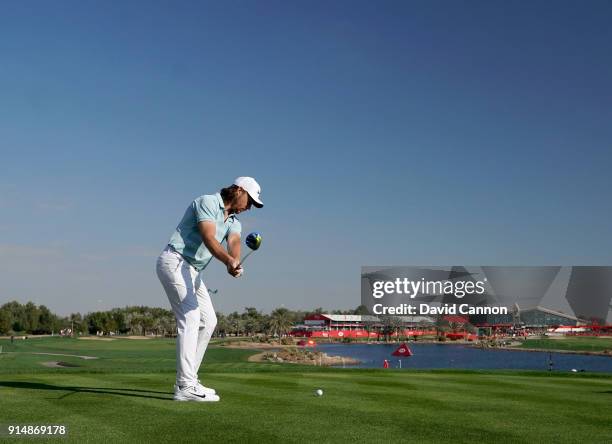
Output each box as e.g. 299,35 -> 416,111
391,343 -> 413,357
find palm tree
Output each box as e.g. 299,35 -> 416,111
362,316 -> 376,340
268,308 -> 293,338
380,315 -> 402,342
353,304 -> 370,315
141,315 -> 155,336
69,313 -> 84,336
435,316 -> 450,340
242,307 -> 263,336
215,312 -> 229,337
227,312 -> 246,337
130,314 -> 143,336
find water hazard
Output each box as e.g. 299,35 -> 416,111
317,343 -> 612,372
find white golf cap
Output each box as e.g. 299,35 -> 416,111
234,176 -> 264,208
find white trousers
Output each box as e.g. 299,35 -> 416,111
156,246 -> 217,387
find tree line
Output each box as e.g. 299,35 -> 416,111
0,300 -> 368,337
0,301 -> 61,335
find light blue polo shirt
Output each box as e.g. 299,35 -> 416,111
168,193 -> 241,271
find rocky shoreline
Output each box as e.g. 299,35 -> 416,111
248,347 -> 360,366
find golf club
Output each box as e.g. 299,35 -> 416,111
238,232 -> 262,267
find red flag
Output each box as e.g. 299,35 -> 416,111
392,343 -> 413,357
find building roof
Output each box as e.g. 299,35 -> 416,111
322,314 -> 363,322
528,306 -> 579,321
319,314 -> 434,324
397,315 -> 435,324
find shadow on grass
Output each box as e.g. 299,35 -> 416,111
0,381 -> 173,401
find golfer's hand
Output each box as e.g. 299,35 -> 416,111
234,267 -> 244,278
226,258 -> 241,277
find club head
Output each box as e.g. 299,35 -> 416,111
245,232 -> 262,251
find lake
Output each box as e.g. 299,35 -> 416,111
317,343 -> 612,372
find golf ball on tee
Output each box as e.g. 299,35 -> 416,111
315,389 -> 323,396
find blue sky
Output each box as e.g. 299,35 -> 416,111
1,1 -> 611,316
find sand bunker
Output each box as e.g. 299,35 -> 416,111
12,352 -> 99,360
78,337 -> 116,341
78,335 -> 156,340
78,335 -> 153,340
41,361 -> 81,368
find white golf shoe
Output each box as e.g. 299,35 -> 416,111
174,381 -> 216,396
173,385 -> 220,402
196,380 -> 217,396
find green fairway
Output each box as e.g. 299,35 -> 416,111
1,337 -> 610,443
518,337 -> 612,353
0,336 -> 252,374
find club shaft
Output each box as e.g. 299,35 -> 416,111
238,250 -> 254,267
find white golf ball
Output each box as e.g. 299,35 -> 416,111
315,389 -> 323,396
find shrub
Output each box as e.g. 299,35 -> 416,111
280,337 -> 295,345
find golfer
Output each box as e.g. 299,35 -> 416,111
156,177 -> 263,402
